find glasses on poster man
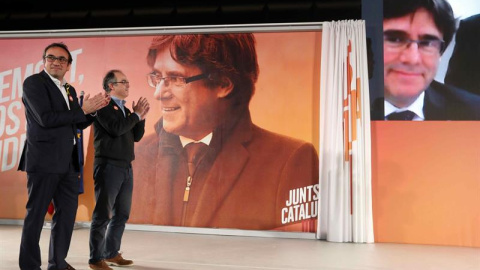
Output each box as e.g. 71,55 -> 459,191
383,32 -> 445,55
147,72 -> 208,88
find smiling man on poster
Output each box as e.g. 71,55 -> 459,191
131,34 -> 319,230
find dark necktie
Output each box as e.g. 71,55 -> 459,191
387,110 -> 417,121
183,142 -> 209,202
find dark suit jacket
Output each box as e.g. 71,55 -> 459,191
18,70 -> 95,173
374,80 -> 480,120
423,80 -> 480,120
93,99 -> 145,167
445,14 -> 480,95
131,111 -> 319,230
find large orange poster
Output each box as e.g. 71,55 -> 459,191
0,30 -> 321,233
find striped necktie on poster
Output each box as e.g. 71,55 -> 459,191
183,142 -> 209,202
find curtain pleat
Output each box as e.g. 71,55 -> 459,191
317,20 -> 374,243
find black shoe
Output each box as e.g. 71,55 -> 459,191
64,263 -> 76,270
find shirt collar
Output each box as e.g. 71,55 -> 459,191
45,72 -> 67,88
180,133 -> 213,147
384,91 -> 425,120
111,96 -> 126,107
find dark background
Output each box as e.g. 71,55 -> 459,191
0,0 -> 361,31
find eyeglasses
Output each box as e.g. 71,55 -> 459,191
44,55 -> 69,64
112,80 -> 130,86
147,73 -> 207,88
384,35 -> 445,54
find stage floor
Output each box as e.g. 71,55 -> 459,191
1,225 -> 479,270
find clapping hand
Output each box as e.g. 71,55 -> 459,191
82,92 -> 110,114
132,97 -> 150,120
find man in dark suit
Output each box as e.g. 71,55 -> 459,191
18,42 -> 109,270
130,34 -> 319,231
88,70 -> 149,270
445,13 -> 480,96
382,0 -> 480,120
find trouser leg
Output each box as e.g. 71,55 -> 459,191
19,173 -> 58,270
89,164 -> 126,263
48,161 -> 80,270
105,166 -> 133,259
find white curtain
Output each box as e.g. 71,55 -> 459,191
316,20 -> 374,243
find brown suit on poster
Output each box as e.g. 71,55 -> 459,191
131,111 -> 319,230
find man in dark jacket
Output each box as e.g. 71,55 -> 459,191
19,42 -> 109,270
88,70 -> 149,270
